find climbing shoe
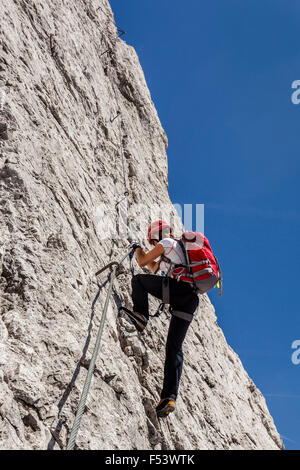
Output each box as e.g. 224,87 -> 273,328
156,398 -> 176,418
118,306 -> 147,332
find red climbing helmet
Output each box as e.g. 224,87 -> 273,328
147,220 -> 173,244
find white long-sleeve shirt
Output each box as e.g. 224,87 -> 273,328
158,237 -> 186,276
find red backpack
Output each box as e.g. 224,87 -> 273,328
163,231 -> 222,296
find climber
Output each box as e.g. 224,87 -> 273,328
119,220 -> 221,418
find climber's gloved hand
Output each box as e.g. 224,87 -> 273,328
128,241 -> 141,253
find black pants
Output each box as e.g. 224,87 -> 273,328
131,274 -> 199,400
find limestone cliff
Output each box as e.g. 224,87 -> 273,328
0,0 -> 283,450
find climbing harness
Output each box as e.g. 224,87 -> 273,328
67,248 -> 133,450
95,261 -> 119,277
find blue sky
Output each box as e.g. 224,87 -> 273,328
110,0 -> 300,449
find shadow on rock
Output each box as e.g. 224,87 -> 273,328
47,276 -> 110,450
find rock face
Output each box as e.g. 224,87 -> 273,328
0,0 -> 283,450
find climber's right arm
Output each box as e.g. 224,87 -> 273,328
135,244 -> 164,270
